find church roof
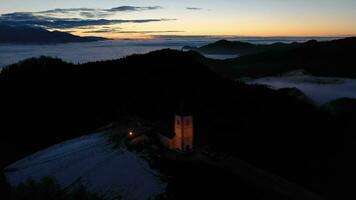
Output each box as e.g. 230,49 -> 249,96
157,100 -> 194,139
156,116 -> 176,139
160,131 -> 176,139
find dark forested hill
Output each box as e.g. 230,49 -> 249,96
203,37 -> 356,78
0,25 -> 107,44
183,39 -> 259,55
0,50 -> 353,199
182,39 -> 316,56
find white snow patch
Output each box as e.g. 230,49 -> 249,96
6,132 -> 166,200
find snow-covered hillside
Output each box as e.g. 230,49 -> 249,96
5,132 -> 166,200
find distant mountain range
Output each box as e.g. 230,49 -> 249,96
0,25 -> 107,44
182,39 -> 315,55
197,37 -> 356,78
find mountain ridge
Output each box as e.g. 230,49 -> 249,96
0,25 -> 108,44
182,38 -> 312,55
201,37 -> 356,78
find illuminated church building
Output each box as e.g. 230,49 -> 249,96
160,109 -> 194,152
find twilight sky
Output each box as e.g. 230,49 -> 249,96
0,0 -> 356,39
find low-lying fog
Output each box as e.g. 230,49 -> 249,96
247,71 -> 356,105
0,37 -> 338,68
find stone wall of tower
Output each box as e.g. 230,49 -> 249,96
182,116 -> 193,151
173,115 -> 183,150
173,115 -> 193,151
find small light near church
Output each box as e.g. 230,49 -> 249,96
129,131 -> 133,136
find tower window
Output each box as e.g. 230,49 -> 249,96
177,120 -> 180,125
186,120 -> 190,126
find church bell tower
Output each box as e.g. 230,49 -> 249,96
174,114 -> 193,151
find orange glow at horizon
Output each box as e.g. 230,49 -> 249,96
71,28 -> 356,40
1,0 -> 356,39
66,13 -> 356,39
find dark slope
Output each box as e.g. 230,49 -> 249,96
183,39 -> 258,55
0,25 -> 107,44
0,50 -> 351,199
183,39 -> 312,56
205,37 -> 356,78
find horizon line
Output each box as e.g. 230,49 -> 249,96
97,34 -> 356,40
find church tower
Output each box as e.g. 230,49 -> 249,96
173,114 -> 193,151
158,101 -> 194,151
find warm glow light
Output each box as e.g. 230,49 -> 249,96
129,131 -> 133,136
1,0 -> 356,39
